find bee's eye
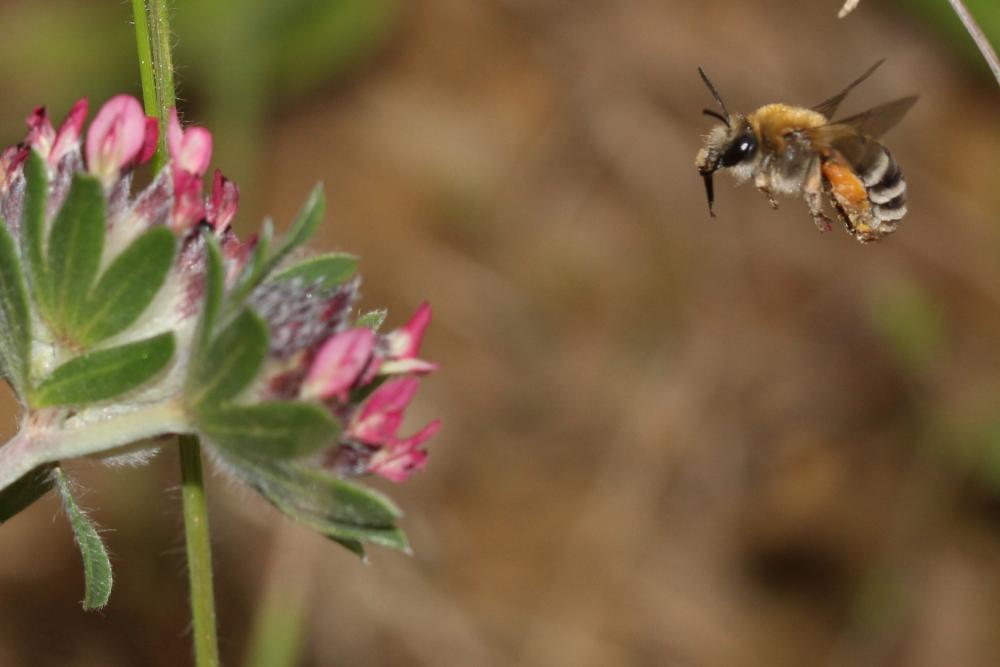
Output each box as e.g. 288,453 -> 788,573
720,132 -> 757,167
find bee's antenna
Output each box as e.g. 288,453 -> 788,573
698,67 -> 730,125
702,109 -> 729,126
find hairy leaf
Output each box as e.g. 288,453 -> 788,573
355,309 -> 387,331
21,151 -> 49,311
220,453 -> 407,556
191,232 -> 224,371
271,253 -> 357,290
53,467 -> 113,610
46,174 -> 105,331
0,221 -> 31,393
73,227 -> 176,346
198,402 -> 339,460
31,332 -> 175,407
260,185 -> 325,280
190,308 -> 268,408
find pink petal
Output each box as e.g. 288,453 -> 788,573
301,328 -> 376,401
137,117 -> 158,165
168,108 -> 212,177
171,170 -> 205,232
207,170 -> 239,230
349,377 -> 420,444
385,302 -> 432,359
86,95 -> 149,183
25,107 -> 55,156
50,98 -> 88,165
369,420 -> 441,482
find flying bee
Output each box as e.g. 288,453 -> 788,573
694,60 -> 917,243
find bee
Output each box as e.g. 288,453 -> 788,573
694,60 -> 917,243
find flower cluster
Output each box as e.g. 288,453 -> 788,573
0,95 -> 439,567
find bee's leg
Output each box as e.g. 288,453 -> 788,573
804,161 -> 833,232
753,171 -> 779,210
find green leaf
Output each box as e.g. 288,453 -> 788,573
219,453 -> 408,556
261,185 -> 325,279
46,173 -> 106,331
31,332 -> 175,407
226,218 -> 273,308
52,467 -> 113,610
190,308 -> 268,408
72,227 -> 176,346
21,151 -> 49,312
271,253 -> 358,289
191,232 -> 225,371
0,465 -> 54,524
0,221 -> 31,393
197,402 -> 339,460
356,309 -> 387,331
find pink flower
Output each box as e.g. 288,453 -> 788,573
167,108 -> 212,179
369,420 -> 441,482
301,328 -> 375,401
346,377 -> 440,482
378,302 -> 438,377
85,95 -> 156,185
206,170 -> 239,230
349,377 -> 420,444
172,170 -> 205,232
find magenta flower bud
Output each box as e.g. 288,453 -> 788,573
301,328 -> 376,401
369,419 -> 441,482
349,377 -> 420,444
384,301 -> 431,359
51,99 -> 89,166
26,107 -> 55,157
172,170 -> 205,231
207,170 -> 239,230
167,108 -> 212,178
85,95 -> 154,185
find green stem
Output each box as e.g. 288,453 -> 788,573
131,2 -> 219,664
180,434 -> 220,667
131,0 -> 176,174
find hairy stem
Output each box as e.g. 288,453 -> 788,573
132,0 -> 177,173
132,1 -> 220,664
180,434 -> 220,667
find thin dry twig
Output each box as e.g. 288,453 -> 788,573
839,0 -> 1000,88
838,0 -> 861,19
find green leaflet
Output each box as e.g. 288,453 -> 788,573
52,467 -> 113,610
270,253 -> 358,290
197,402 -> 339,460
31,332 -> 176,407
73,226 -> 177,346
259,184 -> 325,283
0,221 -> 31,394
0,465 -> 54,524
46,173 -> 106,334
220,453 -> 407,557
189,308 -> 268,408
355,309 -> 387,331
190,232 -> 225,374
226,218 -> 273,308
21,151 -> 48,313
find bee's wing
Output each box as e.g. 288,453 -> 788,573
827,95 -> 919,139
805,95 -> 918,175
812,59 -> 886,119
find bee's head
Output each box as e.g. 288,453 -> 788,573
694,68 -> 758,216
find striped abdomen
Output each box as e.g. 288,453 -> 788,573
858,146 -> 907,227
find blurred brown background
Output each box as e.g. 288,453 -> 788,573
1,0 -> 1000,665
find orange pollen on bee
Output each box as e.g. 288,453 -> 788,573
821,160 -> 870,212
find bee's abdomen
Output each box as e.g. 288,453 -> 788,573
859,146 -> 907,224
